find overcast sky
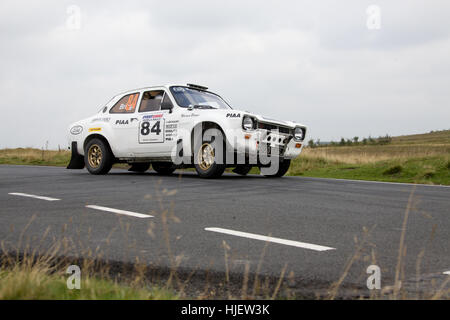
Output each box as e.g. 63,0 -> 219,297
1,0 -> 449,149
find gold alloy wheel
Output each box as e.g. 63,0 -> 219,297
197,143 -> 215,171
88,144 -> 103,168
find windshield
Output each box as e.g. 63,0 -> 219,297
169,86 -> 232,109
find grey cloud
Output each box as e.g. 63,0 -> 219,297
0,0 -> 449,149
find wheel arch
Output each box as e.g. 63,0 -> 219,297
190,121 -> 227,153
83,134 -> 115,157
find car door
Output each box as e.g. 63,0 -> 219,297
132,89 -> 178,156
107,92 -> 141,156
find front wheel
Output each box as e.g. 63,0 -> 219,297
263,159 -> 291,177
84,138 -> 114,175
194,141 -> 226,178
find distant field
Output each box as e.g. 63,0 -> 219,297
1,130 -> 449,185
0,148 -> 70,167
289,130 -> 450,185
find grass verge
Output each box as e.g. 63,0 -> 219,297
288,154 -> 449,185
1,130 -> 449,185
290,130 -> 450,185
0,269 -> 176,300
0,148 -> 70,167
0,256 -> 178,300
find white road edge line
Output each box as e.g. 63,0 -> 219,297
304,176 -> 450,188
85,205 -> 153,218
205,227 -> 335,252
8,192 -> 60,201
444,271 -> 450,275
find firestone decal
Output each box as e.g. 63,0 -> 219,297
143,114 -> 163,120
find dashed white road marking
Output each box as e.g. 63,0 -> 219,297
444,271 -> 450,275
85,205 -> 153,218
205,227 -> 335,252
8,192 -> 60,201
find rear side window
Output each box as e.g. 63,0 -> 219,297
139,90 -> 164,112
109,93 -> 140,113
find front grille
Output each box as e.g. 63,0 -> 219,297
257,122 -> 291,134
259,142 -> 286,157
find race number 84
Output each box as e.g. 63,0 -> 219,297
139,120 -> 164,143
141,121 -> 161,135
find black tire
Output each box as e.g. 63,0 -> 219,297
128,163 -> 150,173
263,159 -> 291,177
152,162 -> 176,175
84,138 -> 114,175
232,165 -> 252,176
194,133 -> 226,178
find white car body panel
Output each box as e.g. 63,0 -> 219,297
67,84 -> 307,164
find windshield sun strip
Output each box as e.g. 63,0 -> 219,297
169,86 -> 232,109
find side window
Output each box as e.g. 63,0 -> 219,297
161,93 -> 174,111
139,90 -> 164,112
110,93 -> 139,114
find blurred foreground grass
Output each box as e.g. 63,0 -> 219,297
0,269 -> 177,300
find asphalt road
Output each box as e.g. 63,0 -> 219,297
1,164 -> 449,298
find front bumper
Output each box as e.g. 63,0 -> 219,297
233,127 -> 304,160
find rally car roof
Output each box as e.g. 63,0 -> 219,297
115,84 -> 209,97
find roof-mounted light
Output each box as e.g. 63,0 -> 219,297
187,83 -> 209,91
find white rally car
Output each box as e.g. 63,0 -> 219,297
67,84 -> 307,178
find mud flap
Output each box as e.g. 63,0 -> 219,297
67,141 -> 85,169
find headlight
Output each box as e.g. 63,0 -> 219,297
294,127 -> 304,141
242,116 -> 254,130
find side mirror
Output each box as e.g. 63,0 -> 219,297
161,104 -> 174,113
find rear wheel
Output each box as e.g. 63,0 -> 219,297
263,159 -> 291,177
84,138 -> 114,175
233,165 -> 252,176
194,140 -> 226,178
152,162 -> 176,175
128,163 -> 150,173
